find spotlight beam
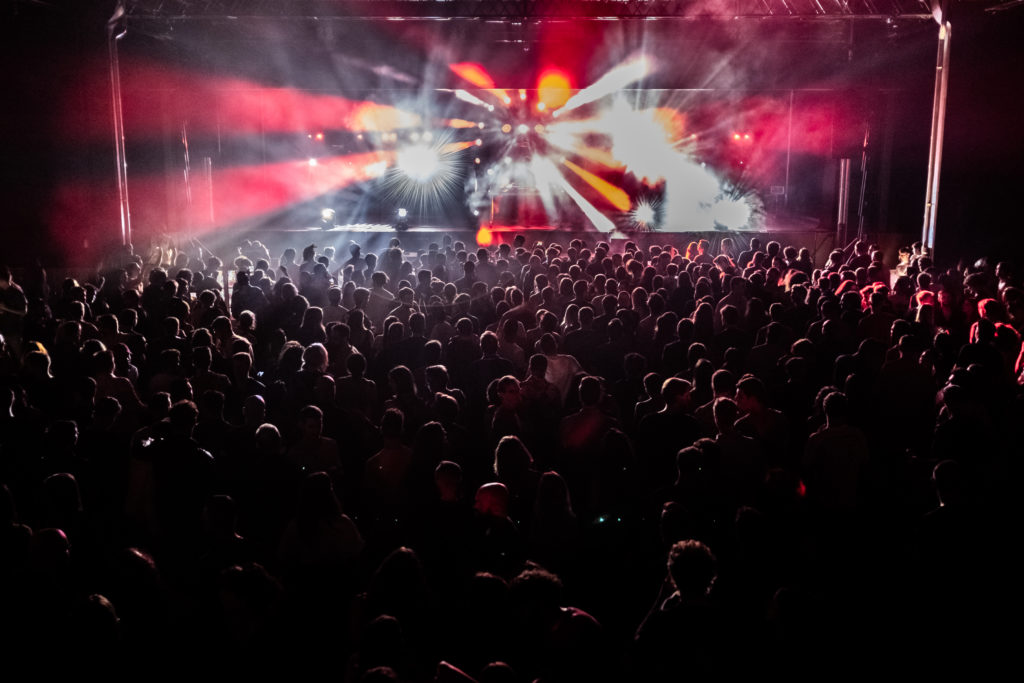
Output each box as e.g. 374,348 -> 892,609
554,55 -> 654,116
453,89 -> 490,108
531,157 -> 616,233
562,159 -> 631,212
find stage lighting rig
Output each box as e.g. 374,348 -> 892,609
320,208 -> 336,230
395,207 -> 410,231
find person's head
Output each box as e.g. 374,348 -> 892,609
474,482 -> 510,517
313,374 -> 336,405
661,377 -> 691,410
237,310 -> 256,333
380,408 -> 404,440
711,369 -> 736,398
168,400 -> 198,437
250,423 -> 281,456
735,375 -> 767,414
420,365 -> 448,396
456,317 -> 474,337
612,353 -> 642,381
539,333 -> 558,356
480,331 -> 499,355
509,567 -> 563,626
92,349 -> 116,376
239,394 -> 265,428
301,306 -> 325,330
434,460 -> 463,502
493,435 -> 533,479
346,351 -> 367,378
388,365 -> 416,396
712,396 -> 739,434
298,405 -> 323,441
578,375 -> 602,407
384,320 -> 404,344
496,375 -> 521,410
822,391 -> 849,425
199,390 -> 226,422
501,318 -> 519,343
720,304 -> 740,328
667,539 -> 717,599
301,343 -> 328,373
528,353 -> 548,377
431,392 -> 458,424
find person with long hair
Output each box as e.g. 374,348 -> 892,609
296,306 -> 327,347
528,470 -> 580,574
347,308 -> 375,357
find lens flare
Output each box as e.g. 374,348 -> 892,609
382,132 -> 467,217
538,69 -> 572,109
397,145 -> 442,182
632,200 -> 658,229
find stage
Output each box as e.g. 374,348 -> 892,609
194,211 -> 839,266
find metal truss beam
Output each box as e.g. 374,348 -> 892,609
124,0 -> 936,20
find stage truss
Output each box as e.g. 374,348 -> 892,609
123,0 -> 936,21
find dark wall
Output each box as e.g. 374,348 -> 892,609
934,4 -> 1024,261
1,2 -> 117,267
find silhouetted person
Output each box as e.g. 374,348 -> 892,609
635,539 -> 728,681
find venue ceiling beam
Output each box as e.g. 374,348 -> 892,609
123,0 -> 936,21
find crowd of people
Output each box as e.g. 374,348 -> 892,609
0,232 -> 1019,679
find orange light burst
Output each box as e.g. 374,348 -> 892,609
351,102 -> 422,133
449,63 -> 496,89
562,159 -> 631,212
441,141 -> 477,153
445,118 -> 482,129
567,145 -> 621,170
476,226 -> 494,247
537,69 -> 572,109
